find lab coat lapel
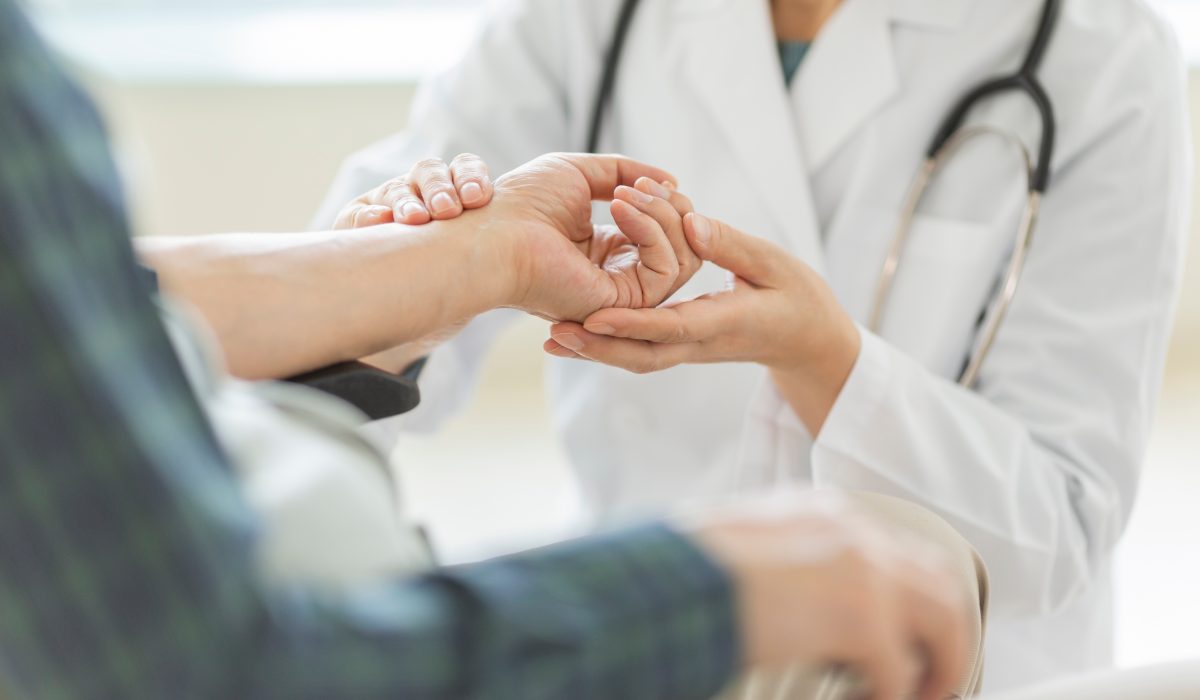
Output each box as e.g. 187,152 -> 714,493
794,0 -> 974,173
792,0 -> 900,174
671,0 -> 825,273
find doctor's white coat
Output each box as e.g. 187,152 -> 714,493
314,0 -> 1191,691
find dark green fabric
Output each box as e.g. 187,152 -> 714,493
0,3 -> 740,697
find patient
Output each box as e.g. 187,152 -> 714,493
0,3 -> 972,699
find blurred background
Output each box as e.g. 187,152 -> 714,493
24,0 -> 1200,673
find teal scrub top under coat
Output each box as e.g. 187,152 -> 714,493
778,40 -> 812,85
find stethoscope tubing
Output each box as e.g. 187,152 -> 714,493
589,0 -> 1062,388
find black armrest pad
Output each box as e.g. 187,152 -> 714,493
286,358 -> 426,422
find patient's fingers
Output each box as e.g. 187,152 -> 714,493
631,177 -> 703,293
901,557 -> 970,700
858,631 -> 910,700
449,153 -> 494,209
611,191 -> 679,302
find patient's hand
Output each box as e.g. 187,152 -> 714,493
475,153 -> 704,322
339,153 -> 704,324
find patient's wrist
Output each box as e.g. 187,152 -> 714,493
433,210 -> 524,313
390,214 -> 517,325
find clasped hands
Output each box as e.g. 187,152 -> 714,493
338,152 -> 861,434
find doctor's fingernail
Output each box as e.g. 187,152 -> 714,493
552,333 -> 585,351
690,213 -> 712,246
460,182 -> 485,205
431,192 -> 458,214
637,178 -> 671,199
584,322 -> 615,335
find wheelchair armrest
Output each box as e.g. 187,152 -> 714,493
286,358 -> 426,422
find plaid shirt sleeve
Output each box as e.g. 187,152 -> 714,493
0,4 -> 739,698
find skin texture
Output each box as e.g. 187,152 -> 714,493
336,152 -> 496,227
685,491 -> 968,700
338,156 -> 706,374
138,154 -> 686,379
771,0 -> 845,41
545,212 -> 862,436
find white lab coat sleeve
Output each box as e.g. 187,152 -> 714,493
809,22 -> 1191,618
309,0 -> 582,434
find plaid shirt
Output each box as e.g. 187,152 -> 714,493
0,4 -> 738,698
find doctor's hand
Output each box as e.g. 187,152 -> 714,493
545,213 -> 861,434
687,492 -> 969,700
333,154 -> 495,228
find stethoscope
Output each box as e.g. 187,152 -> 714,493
588,0 -> 1062,388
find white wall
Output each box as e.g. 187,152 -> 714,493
88,80 -> 416,235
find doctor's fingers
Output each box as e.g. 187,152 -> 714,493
448,153 -> 494,209
334,197 -> 396,229
408,158 -> 467,220
581,297 -> 731,345
544,323 -> 699,375
371,155 -> 492,224
685,213 -> 791,287
374,179 -> 435,225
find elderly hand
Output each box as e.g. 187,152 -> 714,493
329,153 -> 706,372
481,153 -> 703,321
544,212 -> 861,434
689,491 -> 970,700
343,152 -> 704,321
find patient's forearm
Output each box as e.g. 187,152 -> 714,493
137,222 -> 511,380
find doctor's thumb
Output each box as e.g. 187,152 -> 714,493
684,212 -> 779,284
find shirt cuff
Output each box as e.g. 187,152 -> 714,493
813,325 -> 894,460
449,523 -> 741,699
135,263 -> 160,294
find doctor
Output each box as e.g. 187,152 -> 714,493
315,0 -> 1190,691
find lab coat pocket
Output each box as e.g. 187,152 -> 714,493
870,211 -> 1009,380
